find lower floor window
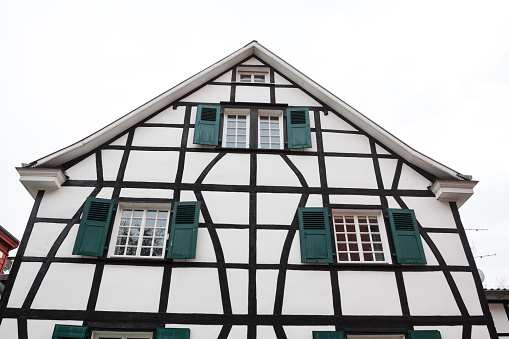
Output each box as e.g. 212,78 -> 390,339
92,332 -> 152,339
348,336 -> 404,339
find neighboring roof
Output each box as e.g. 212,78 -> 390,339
25,41 -> 468,181
485,288 -> 509,301
0,225 -> 19,251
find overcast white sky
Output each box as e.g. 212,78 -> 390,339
1,0 -> 508,287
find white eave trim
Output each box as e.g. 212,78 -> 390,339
430,180 -> 478,208
17,167 -> 67,198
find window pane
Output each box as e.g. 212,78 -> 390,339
147,210 -> 157,218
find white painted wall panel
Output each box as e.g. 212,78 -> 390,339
202,191 -> 249,224
376,144 -> 391,155
422,240 -> 439,266
274,72 -> 291,85
257,193 -> 301,225
378,158 -> 399,189
398,164 -> 432,190
181,84 -> 231,103
471,326 -> 491,338
403,197 -> 457,229
429,233 -> 469,266
329,194 -> 380,205
190,228 -> 216,262
146,106 -> 185,124
308,131 -> 318,152
55,223 -> 80,258
325,157 -> 378,189
109,133 -> 128,146
132,127 -> 183,147
320,112 -> 357,131
27,320 -> 82,339
24,223 -> 65,257
226,269 -> 248,314
275,87 -> 320,106
242,57 -> 265,65
257,154 -> 301,187
287,232 -> 302,264
287,155 -> 321,187
257,230 -> 287,264
339,271 -> 402,315
168,268 -> 222,314
386,196 -> 401,209
96,265 -> 163,312
282,270 -> 334,315
32,263 -> 95,310
283,326 -> 336,339
412,326 -> 462,339
101,150 -> 124,180
228,326 -> 248,338
0,318 -> 17,338
217,229 -> 249,263
257,270 -> 279,314
66,154 -> 96,180
235,85 -> 271,103
489,304 -> 509,332
203,153 -> 250,186
322,133 -> 372,154
305,194 -> 323,207
95,187 -> 114,199
213,70 -> 232,82
7,262 -> 42,308
404,272 -> 460,315
451,272 -> 483,315
124,150 -> 179,183
257,326 -> 278,339
120,188 -> 173,199
181,152 -> 219,183
164,324 -> 222,339
37,187 -> 94,219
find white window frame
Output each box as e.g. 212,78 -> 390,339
223,108 -> 250,148
237,66 -> 269,83
108,202 -> 172,259
258,109 -> 283,150
332,210 -> 392,264
92,331 -> 153,339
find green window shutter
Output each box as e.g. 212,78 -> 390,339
52,324 -> 88,339
286,108 -> 311,148
72,197 -> 115,257
408,330 -> 442,339
193,105 -> 221,146
298,207 -> 333,263
387,208 -> 426,264
167,202 -> 201,259
156,328 -> 190,339
312,331 -> 345,339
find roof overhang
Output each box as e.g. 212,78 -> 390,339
485,289 -> 509,301
430,180 -> 478,208
17,167 -> 67,198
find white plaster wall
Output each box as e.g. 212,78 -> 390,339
228,326 -> 248,338
287,155 -> 321,188
189,106 -> 198,127
275,87 -> 320,106
235,85 -> 271,103
378,158 -> 399,189
257,193 -> 301,225
325,157 -> 378,189
123,150 -> 179,183
146,106 -> 185,124
8,262 -> 42,308
376,144 -> 391,155
489,303 -> 509,333
257,326 -> 278,339
202,191 -> 249,224
24,223 -> 65,257
257,230 -> 287,264
216,229 -> 249,263
308,131 -> 318,152
329,194 -> 380,205
422,240 -> 439,266
226,268 -> 248,314
109,133 -> 128,146
429,233 -> 469,266
96,265 -> 163,312
101,150 -> 124,180
386,196 -> 401,209
182,84 -> 231,103
202,153 -> 250,186
168,268 -> 223,314
282,270 -> 334,315
181,152 -> 219,183
27,320 -> 82,339
55,223 -> 80,257
470,326 -> 491,338
451,272 -> 483,315
274,72 -> 292,85
32,263 -> 95,310
164,324 -> 222,339
132,127 -> 183,147
257,154 -> 301,187
320,112 -> 357,131
404,272 -> 460,315
120,188 -> 173,199
242,57 -> 265,65
322,133 -> 372,154
190,228 -> 216,262
37,186 -> 94,219
283,326 -> 336,339
402,197 -> 457,229
412,326 -> 462,339
398,164 -> 432,190
96,187 -> 114,199
305,194 -> 323,207
339,271 -> 402,315
257,269 -> 279,314
0,318 -> 17,338
65,154 -> 96,180
213,70 -> 232,82
287,232 -> 302,264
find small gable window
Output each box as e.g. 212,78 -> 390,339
237,66 -> 269,83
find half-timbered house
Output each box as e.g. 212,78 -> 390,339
0,41 -> 496,339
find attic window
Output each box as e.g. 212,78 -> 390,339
237,66 -> 269,83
